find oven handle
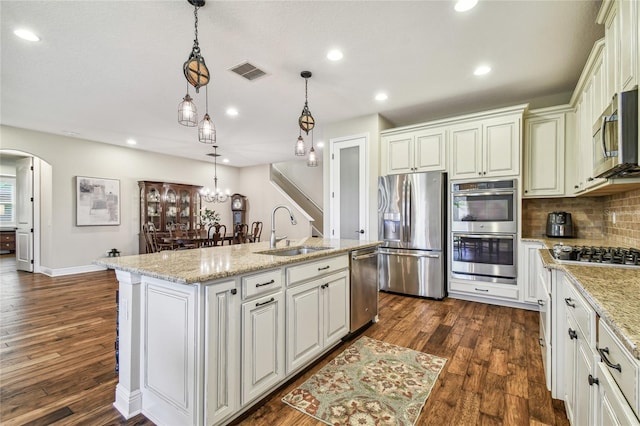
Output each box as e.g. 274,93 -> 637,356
453,233 -> 515,240
452,190 -> 515,197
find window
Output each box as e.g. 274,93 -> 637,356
0,176 -> 16,226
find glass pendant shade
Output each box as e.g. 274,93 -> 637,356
178,93 -> 198,126
307,146 -> 318,167
295,135 -> 306,156
198,113 -> 216,144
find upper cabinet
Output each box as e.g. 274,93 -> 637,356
449,113 -> 522,180
599,0 -> 638,95
380,105 -> 525,181
523,107 -> 570,197
380,126 -> 447,175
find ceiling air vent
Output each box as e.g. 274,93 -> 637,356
229,62 -> 267,81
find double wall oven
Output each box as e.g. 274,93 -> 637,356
451,179 -> 517,284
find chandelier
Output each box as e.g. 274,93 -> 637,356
201,146 -> 229,203
178,0 -> 216,144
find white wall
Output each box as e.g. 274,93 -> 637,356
238,164 -> 312,240
272,160 -> 324,207
1,125 -> 240,272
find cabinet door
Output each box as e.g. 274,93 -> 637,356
483,117 -> 520,178
414,128 -> 447,172
241,292 -> 285,404
322,270 -> 350,348
518,241 -> 544,304
286,281 -> 322,374
574,339 -> 595,426
564,314 -> 578,424
164,187 -> 178,228
524,114 -> 565,197
381,133 -> 414,175
604,5 -> 619,102
205,281 -> 240,426
450,124 -> 482,179
178,189 -> 191,229
596,362 -> 640,426
619,0 -> 638,91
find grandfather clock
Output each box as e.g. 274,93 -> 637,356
231,193 -> 247,225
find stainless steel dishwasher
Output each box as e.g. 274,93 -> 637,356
350,247 -> 379,332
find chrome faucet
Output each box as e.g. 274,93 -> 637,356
270,205 -> 297,248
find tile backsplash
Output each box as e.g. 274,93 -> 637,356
522,187 -> 640,247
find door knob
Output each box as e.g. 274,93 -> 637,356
355,230 -> 365,234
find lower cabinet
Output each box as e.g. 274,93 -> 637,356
595,362 -> 640,426
286,270 -> 349,374
205,280 -> 240,426
241,291 -> 285,405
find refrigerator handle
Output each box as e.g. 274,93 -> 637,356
405,178 -> 411,242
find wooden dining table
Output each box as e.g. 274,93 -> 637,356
162,235 -> 235,248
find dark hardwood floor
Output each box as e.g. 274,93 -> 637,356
0,254 -> 569,425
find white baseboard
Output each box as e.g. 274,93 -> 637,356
40,264 -> 107,277
113,386 -> 142,419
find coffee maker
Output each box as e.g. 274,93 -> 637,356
546,212 -> 574,237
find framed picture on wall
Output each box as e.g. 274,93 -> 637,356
76,176 -> 120,226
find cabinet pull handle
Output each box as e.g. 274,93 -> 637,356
598,347 -> 622,372
255,279 -> 275,288
256,297 -> 275,307
318,265 -> 330,271
588,374 -> 599,386
568,328 -> 578,340
537,299 -> 545,306
321,283 -> 329,289
230,289 -> 237,295
474,288 -> 489,292
538,338 -> 544,347
564,298 -> 576,308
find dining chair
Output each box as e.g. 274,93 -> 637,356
247,221 -> 263,243
234,223 -> 249,244
209,224 -> 227,246
169,224 -> 197,249
144,223 -> 175,252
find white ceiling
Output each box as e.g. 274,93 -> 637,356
1,0 -> 603,168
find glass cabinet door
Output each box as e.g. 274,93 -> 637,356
179,189 -> 190,229
164,188 -> 177,229
143,186 -> 161,230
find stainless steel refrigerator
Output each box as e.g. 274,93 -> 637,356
378,172 -> 447,299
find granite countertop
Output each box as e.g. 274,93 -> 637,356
528,237 -> 640,360
94,237 -> 380,285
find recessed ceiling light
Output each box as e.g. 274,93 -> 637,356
226,107 -> 238,116
454,0 -> 478,12
14,29 -> 40,42
317,141 -> 325,148
126,138 -> 137,145
473,65 -> 491,76
62,130 -> 79,137
222,158 -> 229,163
327,49 -> 343,61
375,93 -> 388,101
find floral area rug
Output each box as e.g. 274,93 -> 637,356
281,336 -> 447,426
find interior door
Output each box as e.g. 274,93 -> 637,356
329,135 -> 367,240
16,157 -> 34,272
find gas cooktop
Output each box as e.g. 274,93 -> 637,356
548,245 -> 640,268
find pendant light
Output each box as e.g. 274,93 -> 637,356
198,85 -> 216,144
295,71 -> 316,157
307,132 -> 318,167
178,89 -> 197,126
294,129 -> 306,156
183,1 -> 209,93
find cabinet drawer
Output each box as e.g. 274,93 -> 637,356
1,242 -> 15,250
564,280 -> 595,345
598,320 -> 639,417
286,255 -> 349,286
1,234 -> 15,243
449,280 -> 518,300
242,269 -> 282,300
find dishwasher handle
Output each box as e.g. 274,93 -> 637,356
352,252 -> 377,261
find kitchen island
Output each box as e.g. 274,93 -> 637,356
95,237 -> 379,426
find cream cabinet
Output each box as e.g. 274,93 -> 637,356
523,108 -> 569,197
205,280 -> 240,426
285,269 -> 349,374
380,126 -> 447,175
599,0 -> 638,94
241,290 -> 285,405
449,114 -> 521,180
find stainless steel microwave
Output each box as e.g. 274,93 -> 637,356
592,89 -> 639,178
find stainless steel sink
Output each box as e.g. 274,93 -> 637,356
257,246 -> 332,256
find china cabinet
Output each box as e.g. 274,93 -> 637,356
138,181 -> 203,253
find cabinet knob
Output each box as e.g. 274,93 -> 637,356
483,171 -> 487,175
538,338 -> 544,347
524,190 -> 528,194
588,177 -> 594,181
574,185 -> 579,189
537,299 -> 545,306
588,374 -> 599,386
478,172 -> 482,176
